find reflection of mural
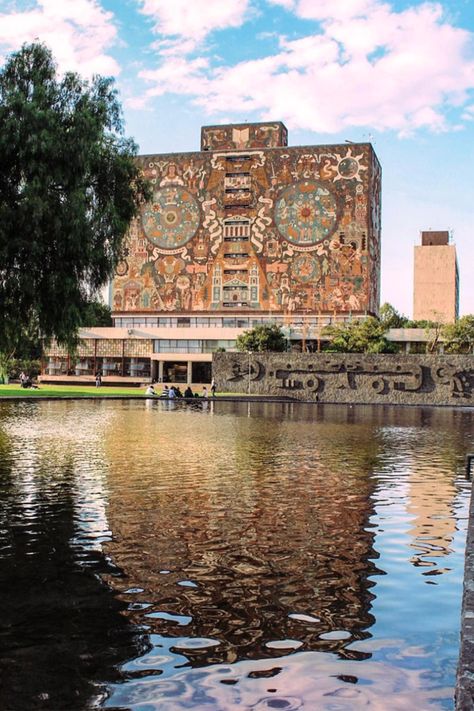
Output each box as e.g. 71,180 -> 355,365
214,353 -> 474,406
112,122 -> 381,316
102,405 -> 379,667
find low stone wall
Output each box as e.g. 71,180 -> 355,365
213,352 -> 474,406
456,468 -> 474,709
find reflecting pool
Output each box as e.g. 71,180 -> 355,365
0,400 -> 472,710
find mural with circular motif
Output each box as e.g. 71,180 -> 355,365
142,186 -> 200,249
275,181 -> 338,245
291,253 -> 320,283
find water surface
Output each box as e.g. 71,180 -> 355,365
0,400 -> 472,710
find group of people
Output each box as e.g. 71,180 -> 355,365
145,380 -> 217,399
19,372 -> 39,389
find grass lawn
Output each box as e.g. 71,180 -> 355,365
0,384 -> 148,398
0,384 -> 250,398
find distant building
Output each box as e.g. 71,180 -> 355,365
413,231 -> 459,324
42,121 -> 382,385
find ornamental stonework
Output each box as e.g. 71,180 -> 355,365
213,353 -> 474,406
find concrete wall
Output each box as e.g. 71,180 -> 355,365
213,352 -> 474,406
413,244 -> 458,323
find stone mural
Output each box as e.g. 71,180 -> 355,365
213,353 -> 474,406
112,122 -> 381,317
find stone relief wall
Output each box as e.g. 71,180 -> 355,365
213,353 -> 474,406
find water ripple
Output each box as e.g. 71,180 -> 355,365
0,400 -> 471,710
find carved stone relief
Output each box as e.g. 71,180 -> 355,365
213,353 -> 474,406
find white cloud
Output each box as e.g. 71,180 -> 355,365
461,105 -> 474,121
135,0 -> 474,136
139,0 -> 252,50
294,0 -> 378,21
0,0 -> 119,76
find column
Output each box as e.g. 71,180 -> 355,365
158,361 -> 164,383
187,361 -> 192,384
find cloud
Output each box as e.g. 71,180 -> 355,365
0,0 -> 119,76
139,0 -> 252,51
268,0 -> 378,20
461,105 -> 474,121
135,0 -> 474,136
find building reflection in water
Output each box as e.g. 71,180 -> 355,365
101,401 -> 386,669
0,400 -> 471,710
99,402 -> 471,709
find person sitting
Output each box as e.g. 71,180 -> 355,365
20,373 -> 39,389
175,386 -> 183,398
160,385 -> 170,398
145,384 -> 156,396
168,386 -> 177,399
184,386 -> 193,398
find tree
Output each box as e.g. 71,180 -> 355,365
379,302 -> 408,329
236,324 -> 287,352
442,315 -> 474,353
79,300 -> 113,327
0,43 -> 149,357
322,317 -> 397,353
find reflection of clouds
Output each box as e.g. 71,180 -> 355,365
105,646 -> 449,710
0,401 -> 114,554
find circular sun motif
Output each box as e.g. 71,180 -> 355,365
115,259 -> 128,277
142,186 -> 200,249
333,149 -> 367,182
274,181 -> 338,246
291,253 -> 319,283
338,157 -> 359,179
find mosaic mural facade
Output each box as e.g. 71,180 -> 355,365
112,122 -> 381,317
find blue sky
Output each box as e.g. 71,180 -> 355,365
1,0 -> 473,316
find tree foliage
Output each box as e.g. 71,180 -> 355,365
322,317 -> 397,353
378,302 -> 408,329
378,303 -> 440,331
442,315 -> 474,353
79,300 -> 113,327
236,324 -> 287,352
0,43 -> 149,353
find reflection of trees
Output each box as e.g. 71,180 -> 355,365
0,418 -> 148,711
103,402 -> 384,667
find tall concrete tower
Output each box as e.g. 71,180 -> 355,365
413,230 -> 459,323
